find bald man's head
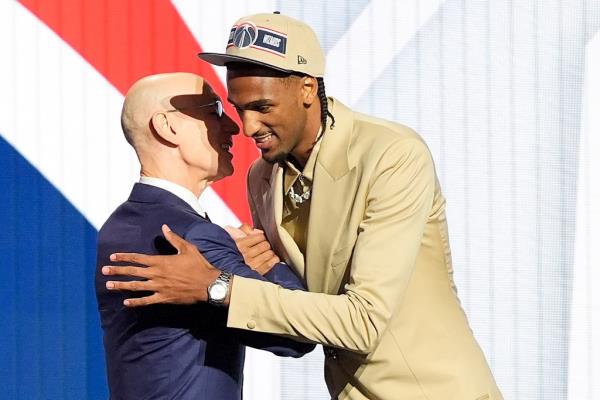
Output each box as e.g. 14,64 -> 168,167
119,72 -> 239,188
121,72 -> 209,150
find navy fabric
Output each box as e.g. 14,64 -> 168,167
95,183 -> 313,400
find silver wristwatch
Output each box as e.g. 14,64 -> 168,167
207,271 -> 232,306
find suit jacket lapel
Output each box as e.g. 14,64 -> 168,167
272,168 -> 306,278
259,166 -> 278,242
305,98 -> 357,293
257,164 -> 306,279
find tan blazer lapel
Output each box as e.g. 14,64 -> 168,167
272,168 -> 306,278
306,98 -> 357,293
257,165 -> 277,236
306,167 -> 357,293
252,163 -> 306,278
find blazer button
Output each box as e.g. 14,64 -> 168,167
247,320 -> 256,329
324,347 -> 338,360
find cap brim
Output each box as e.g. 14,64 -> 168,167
198,52 -> 293,74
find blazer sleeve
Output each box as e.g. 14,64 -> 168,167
226,138 -> 435,354
183,222 -> 314,357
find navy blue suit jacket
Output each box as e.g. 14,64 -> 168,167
95,183 -> 313,399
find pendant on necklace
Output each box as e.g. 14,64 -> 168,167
288,175 -> 311,204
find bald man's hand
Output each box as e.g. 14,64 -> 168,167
102,224 -> 222,307
224,224 -> 281,275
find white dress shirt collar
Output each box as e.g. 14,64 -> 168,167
139,176 -> 207,218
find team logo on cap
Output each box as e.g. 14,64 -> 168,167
227,23 -> 288,57
232,22 -> 258,49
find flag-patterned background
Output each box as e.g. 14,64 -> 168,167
1,1 -> 599,399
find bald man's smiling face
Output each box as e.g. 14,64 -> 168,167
122,73 -> 241,192
166,84 -> 239,182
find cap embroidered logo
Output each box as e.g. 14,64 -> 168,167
233,23 -> 258,49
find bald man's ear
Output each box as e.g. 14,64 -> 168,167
300,76 -> 318,106
151,112 -> 179,146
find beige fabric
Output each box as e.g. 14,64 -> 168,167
281,136 -> 322,258
229,98 -> 503,400
199,13 -> 326,78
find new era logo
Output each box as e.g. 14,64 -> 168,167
297,55 -> 307,64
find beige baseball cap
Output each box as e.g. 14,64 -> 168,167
198,12 -> 325,78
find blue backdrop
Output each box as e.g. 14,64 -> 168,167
0,136 -> 107,399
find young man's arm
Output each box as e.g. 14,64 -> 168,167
184,221 -> 314,357
102,139 -> 434,354
226,139 -> 435,353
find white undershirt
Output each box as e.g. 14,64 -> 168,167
139,176 -> 207,218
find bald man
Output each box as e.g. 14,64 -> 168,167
95,72 -> 313,400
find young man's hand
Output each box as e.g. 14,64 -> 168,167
224,224 -> 281,275
102,224 -> 222,307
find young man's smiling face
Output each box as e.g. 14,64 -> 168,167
226,66 -> 315,165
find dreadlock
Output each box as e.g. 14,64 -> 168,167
316,77 -> 335,142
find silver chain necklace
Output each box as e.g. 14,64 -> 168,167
288,174 -> 311,204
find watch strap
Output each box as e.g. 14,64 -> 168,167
207,271 -> 232,306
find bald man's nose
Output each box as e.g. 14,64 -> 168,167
221,112 -> 240,135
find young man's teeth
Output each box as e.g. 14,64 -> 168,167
256,134 -> 272,143
221,143 -> 231,151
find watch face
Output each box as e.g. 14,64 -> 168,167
210,282 -> 227,301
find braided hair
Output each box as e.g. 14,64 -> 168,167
316,77 -> 335,141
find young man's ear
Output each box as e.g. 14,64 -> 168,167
300,76 -> 318,106
151,112 -> 179,146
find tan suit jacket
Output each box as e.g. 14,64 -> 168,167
227,98 -> 503,400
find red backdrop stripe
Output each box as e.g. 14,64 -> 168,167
18,0 -> 256,223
